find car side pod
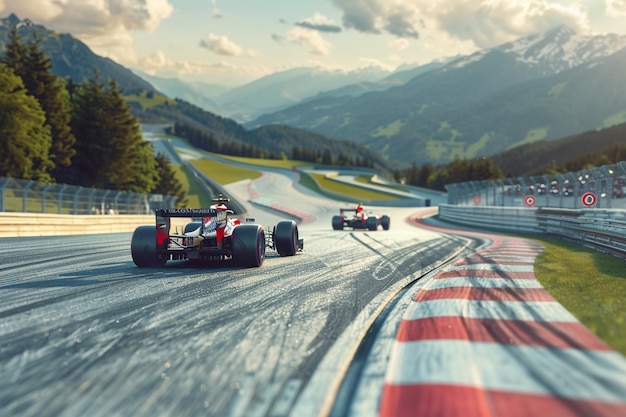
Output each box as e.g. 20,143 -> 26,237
232,224 -> 266,267
131,225 -> 167,267
274,220 -> 300,256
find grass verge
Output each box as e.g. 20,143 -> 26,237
214,155 -> 313,170
532,236 -> 626,355
309,173 -> 403,201
192,158 -> 262,185
172,164 -> 213,208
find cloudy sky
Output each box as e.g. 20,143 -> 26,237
1,0 -> 625,86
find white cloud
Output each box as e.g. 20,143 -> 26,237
331,0 -> 422,38
137,50 -> 269,81
210,0 -> 221,18
0,0 -> 174,64
0,0 -> 63,21
295,13 -> 342,33
199,33 -> 258,57
286,26 -> 333,55
331,0 -> 591,48
389,38 -> 410,50
607,0 -> 626,17
200,34 -> 241,56
435,0 -> 591,48
357,57 -> 396,71
2,0 -> 174,35
138,50 -> 216,75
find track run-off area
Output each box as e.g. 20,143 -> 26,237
1,167 -> 626,417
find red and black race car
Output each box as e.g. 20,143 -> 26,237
131,195 -> 303,267
331,206 -> 390,231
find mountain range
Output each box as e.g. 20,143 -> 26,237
0,14 -> 394,174
2,13 -> 626,172
136,60 -> 455,124
247,26 -> 626,166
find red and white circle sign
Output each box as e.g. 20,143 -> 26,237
581,192 -> 597,207
473,196 -> 481,205
524,195 -> 536,207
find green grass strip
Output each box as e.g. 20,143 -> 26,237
354,175 -> 410,192
192,158 -> 262,185
310,173 -> 403,201
533,236 -> 626,355
172,164 -> 213,207
215,155 -> 313,170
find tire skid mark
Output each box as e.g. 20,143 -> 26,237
0,246 -> 125,276
349,233 -> 459,282
379,216 -> 626,417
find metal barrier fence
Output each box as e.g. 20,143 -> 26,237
0,177 -> 177,215
445,161 -> 626,210
438,204 -> 626,259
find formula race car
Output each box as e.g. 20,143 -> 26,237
332,207 -> 390,231
131,195 -> 303,267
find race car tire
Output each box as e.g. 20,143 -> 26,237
184,222 -> 202,234
131,225 -> 167,267
331,215 -> 343,230
232,224 -> 265,267
381,215 -> 391,230
274,220 -> 298,256
366,216 -> 378,231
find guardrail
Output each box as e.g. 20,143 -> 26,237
438,204 -> 626,259
438,205 -> 542,234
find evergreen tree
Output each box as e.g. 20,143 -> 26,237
292,146 -> 302,161
152,153 -> 187,207
321,149 -> 332,165
1,27 -> 76,179
406,161 -> 419,185
0,26 -> 27,74
417,164 -> 435,187
69,74 -> 159,192
0,64 -> 53,181
66,74 -> 107,186
24,37 -> 76,173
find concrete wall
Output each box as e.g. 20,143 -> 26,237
0,213 -> 153,238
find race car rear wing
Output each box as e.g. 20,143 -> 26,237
154,208 -> 220,237
156,208 -> 219,218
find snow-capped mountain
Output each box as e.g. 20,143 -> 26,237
247,26 -> 626,167
452,25 -> 626,74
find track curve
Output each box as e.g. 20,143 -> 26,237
0,170 -> 464,417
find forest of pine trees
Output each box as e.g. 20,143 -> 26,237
396,143 -> 626,192
168,122 -> 376,169
0,26 -> 186,206
395,157 -> 505,191
168,123 -> 274,159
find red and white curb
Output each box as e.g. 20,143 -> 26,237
379,230 -> 626,417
